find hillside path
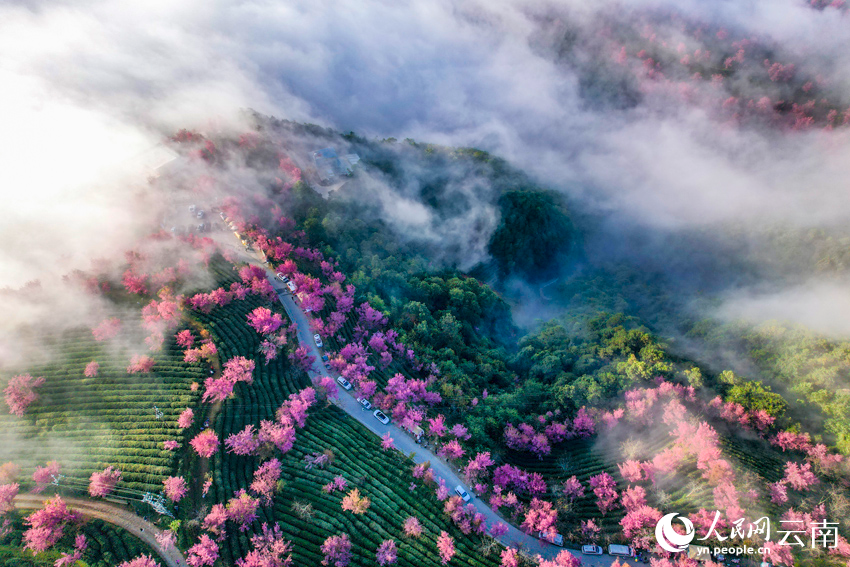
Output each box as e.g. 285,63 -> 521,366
13,494 -> 186,567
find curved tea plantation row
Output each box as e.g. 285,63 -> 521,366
0,324 -> 203,494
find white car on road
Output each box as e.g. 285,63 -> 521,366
356,397 -> 372,410
336,376 -> 352,390
276,272 -> 288,282
286,281 -> 297,293
373,410 -> 390,424
454,485 -> 471,502
314,334 -> 323,348
582,545 -> 602,555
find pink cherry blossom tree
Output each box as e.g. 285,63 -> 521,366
84,361 -> 100,378
187,534 -> 219,567
250,459 -> 282,505
522,498 -> 558,536
227,489 -> 260,532
403,516 -> 423,538
500,548 -> 520,567
783,462 -> 818,491
562,476 -> 584,500
22,496 -> 80,553
436,531 -> 456,564
236,523 -> 293,567
258,419 -> 296,454
0,483 -> 19,515
464,452 -> 494,483
321,533 -> 352,567
769,481 -> 789,504
589,472 -> 619,515
88,466 -> 122,497
156,530 -> 176,551
225,425 -> 260,456
32,461 -> 61,494
92,317 -> 121,341
191,429 -> 220,458
438,439 -> 465,461
4,374 -> 45,416
177,407 -> 194,429
163,476 -> 187,502
537,550 -> 581,567
127,354 -> 155,374
381,432 -> 396,450
176,330 -> 195,348
376,539 -> 398,566
117,555 -> 160,567
247,307 -> 283,335
202,504 -> 228,540
341,488 -> 371,514
55,534 -> 88,567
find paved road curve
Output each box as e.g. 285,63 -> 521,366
231,241 -> 619,567
13,494 -> 187,567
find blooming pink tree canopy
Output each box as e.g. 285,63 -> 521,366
84,361 -> 100,378
589,472 -> 619,515
247,307 -> 283,335
0,483 -> 20,515
537,550 -> 581,567
191,429 -> 220,458
436,531 -> 456,565
500,548 -> 520,567
163,476 -> 188,502
227,489 -> 260,532
92,317 -> 121,341
22,496 -> 80,553
381,432 -> 396,450
4,374 -> 45,416
89,466 -> 122,497
250,459 -> 282,505
32,461 -> 61,494
321,533 -> 352,567
176,330 -> 195,348
521,498 -> 557,536
225,425 -> 260,456
187,534 -> 220,567
341,488 -> 371,515
127,354 -> 155,374
403,516 -> 423,538
177,407 -> 194,429
236,523 -> 293,567
55,534 -> 88,567
783,461 -> 819,491
376,539 -> 398,566
117,555 -> 160,567
156,530 -> 177,551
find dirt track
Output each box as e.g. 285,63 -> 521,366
13,493 -> 186,567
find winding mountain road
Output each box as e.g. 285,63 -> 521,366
229,239 -> 620,566
12,494 -> 186,567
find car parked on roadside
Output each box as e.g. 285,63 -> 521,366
286,281 -> 297,292
336,376 -> 352,390
356,397 -> 372,410
373,410 -> 390,424
314,334 -> 323,348
454,485 -> 471,502
581,545 -> 603,555
276,272 -> 287,281
539,532 -> 565,547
